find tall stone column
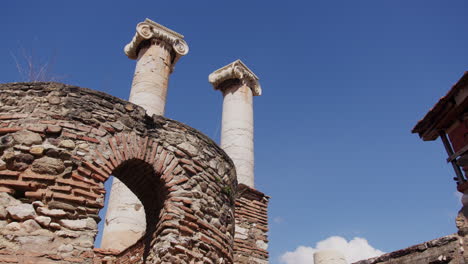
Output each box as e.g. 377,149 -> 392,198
209,60 -> 261,187
101,19 -> 188,251
210,60 -> 270,263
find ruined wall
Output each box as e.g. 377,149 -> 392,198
0,82 -> 237,264
234,184 -> 269,264
456,205 -> 468,263
353,234 -> 461,264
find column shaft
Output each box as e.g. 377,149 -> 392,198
221,82 -> 255,187
100,179 -> 145,250
129,40 -> 172,116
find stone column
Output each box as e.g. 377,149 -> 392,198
314,250 -> 348,264
101,19 -> 188,251
209,60 -> 261,187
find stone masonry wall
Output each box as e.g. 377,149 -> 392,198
0,82 -> 237,264
234,184 -> 269,264
353,234 -> 462,264
456,205 -> 468,263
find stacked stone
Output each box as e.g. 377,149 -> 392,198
457,196 -> 468,263
354,234 -> 460,264
233,184 -> 269,263
0,82 -> 236,263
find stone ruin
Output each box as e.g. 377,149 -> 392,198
0,19 -> 269,263
0,17 -> 467,264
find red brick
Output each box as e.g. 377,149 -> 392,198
139,136 -> 149,159
52,192 -> 86,204
184,213 -> 198,222
79,135 -> 99,144
0,180 -> 37,189
90,173 -> 106,182
51,115 -> 66,120
74,188 -> 100,199
170,197 -> 193,205
179,158 -> 193,165
39,120 -> 57,125
108,138 -> 122,164
71,172 -> 98,186
109,155 -> 118,168
155,150 -> 168,173
91,128 -> 107,137
174,149 -> 187,157
21,171 -> 55,181
0,170 -> 20,177
59,122 -> 76,129
102,126 -> 115,133
162,160 -> 178,181
0,127 -> 22,134
99,163 -> 112,175
179,225 -> 195,235
121,134 -> 129,160
182,165 -> 197,175
62,131 -> 78,139
56,178 -> 91,190
0,114 -> 28,120
76,124 -> 92,133
0,186 -> 15,194
50,185 -> 72,193
25,190 -> 45,199
166,176 -> 189,188
77,167 -> 92,176
162,154 -> 175,171
193,159 -> 206,169
95,151 -> 115,171
63,257 -> 85,263
83,162 -> 109,180
148,142 -> 159,164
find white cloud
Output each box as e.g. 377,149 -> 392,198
280,236 -> 384,264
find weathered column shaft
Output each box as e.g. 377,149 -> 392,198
101,179 -> 145,250
209,60 -> 261,188
221,82 -> 255,187
102,18 -> 188,251
129,40 -> 172,116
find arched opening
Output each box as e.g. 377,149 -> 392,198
94,158 -> 167,257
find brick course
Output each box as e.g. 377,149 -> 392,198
234,184 -> 269,264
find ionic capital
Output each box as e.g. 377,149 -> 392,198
124,18 -> 189,64
208,60 -> 262,96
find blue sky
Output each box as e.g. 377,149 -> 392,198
1,1 -> 467,263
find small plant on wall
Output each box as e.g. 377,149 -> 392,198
10,45 -> 62,82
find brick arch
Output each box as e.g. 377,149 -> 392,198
0,82 -> 237,264
74,134 -> 236,263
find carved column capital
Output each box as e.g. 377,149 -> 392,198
124,18 -> 189,66
208,60 -> 262,96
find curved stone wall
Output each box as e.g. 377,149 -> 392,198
0,82 -> 237,264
